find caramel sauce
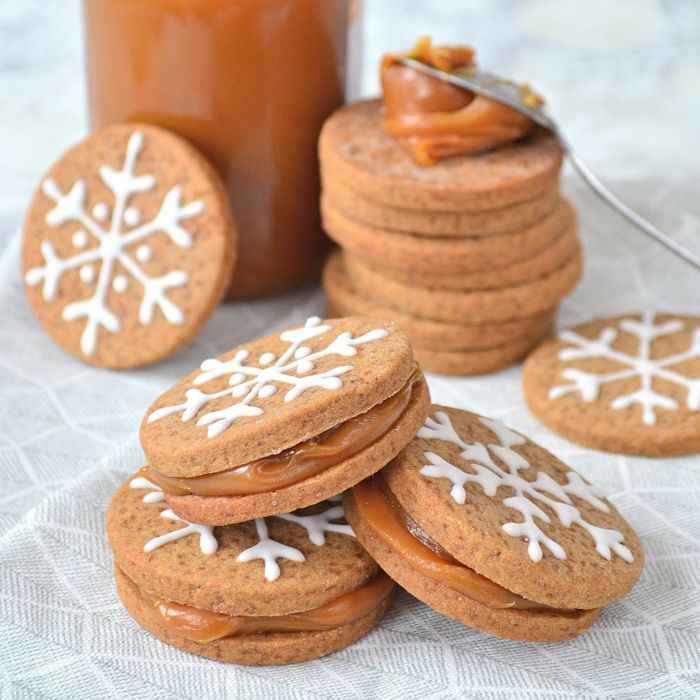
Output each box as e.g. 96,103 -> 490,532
147,376 -> 418,497
132,570 -> 393,644
353,477 -> 565,611
83,0 -> 352,298
381,36 -> 535,166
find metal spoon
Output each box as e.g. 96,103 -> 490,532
399,57 -> 700,272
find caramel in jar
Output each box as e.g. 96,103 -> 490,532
84,0 -> 356,297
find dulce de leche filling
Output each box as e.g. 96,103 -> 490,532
126,568 -> 393,644
354,477 -> 572,612
381,36 -> 540,166
147,375 -> 419,498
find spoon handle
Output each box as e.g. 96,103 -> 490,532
558,134 -> 700,272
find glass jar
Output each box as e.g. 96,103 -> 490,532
83,0 -> 359,298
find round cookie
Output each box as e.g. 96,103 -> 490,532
524,312 -> 700,456
323,176 -> 561,237
353,227 -> 580,292
344,250 -> 582,324
322,195 -> 575,275
22,123 -> 237,368
108,473 -> 393,665
319,100 -> 564,212
140,316 -> 430,524
345,405 -> 643,642
323,251 -> 556,350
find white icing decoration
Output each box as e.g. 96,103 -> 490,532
235,518 -> 305,582
129,476 -> 354,581
144,509 -> 218,555
72,230 -> 88,248
92,202 -> 108,221
549,311 -> 700,426
24,131 -> 203,355
236,501 -> 355,581
123,206 -> 140,227
418,411 -> 634,564
112,274 -> 128,293
147,316 -> 390,438
259,352 -> 275,365
129,475 -> 165,503
136,244 -> 151,263
277,505 -> 355,545
79,265 -> 95,284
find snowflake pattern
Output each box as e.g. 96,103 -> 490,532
417,412 -> 634,564
147,316 -> 389,438
129,477 -> 355,581
549,312 -> 700,425
25,131 -> 203,355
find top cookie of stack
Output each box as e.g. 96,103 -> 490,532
321,38 -> 581,376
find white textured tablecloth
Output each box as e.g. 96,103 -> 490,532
1,179 -> 699,699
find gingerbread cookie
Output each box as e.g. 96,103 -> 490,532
319,100 -> 563,212
108,473 -> 392,665
524,312 -> 700,456
343,250 -> 582,324
140,316 -> 430,524
22,123 -> 236,368
352,226 -> 580,292
323,251 -> 555,350
345,406 -> 643,642
321,196 -> 575,275
323,176 -> 561,236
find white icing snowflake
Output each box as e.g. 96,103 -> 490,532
147,316 -> 389,438
549,311 -> 700,425
418,412 -> 633,564
129,477 -> 354,580
129,477 -> 216,554
236,504 -> 356,582
25,131 -> 203,355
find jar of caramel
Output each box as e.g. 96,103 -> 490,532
83,0 -> 359,298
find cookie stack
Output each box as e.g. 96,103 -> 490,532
320,100 -> 582,375
107,316 -> 431,665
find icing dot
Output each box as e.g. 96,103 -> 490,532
258,385 -> 277,399
297,360 -> 314,374
112,275 -> 128,293
259,352 -> 276,365
232,385 -> 248,398
79,265 -> 95,284
229,373 -> 245,386
136,244 -> 152,263
72,230 -> 88,248
294,346 -> 312,359
123,206 -> 141,227
92,202 -> 109,221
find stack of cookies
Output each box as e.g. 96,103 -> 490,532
107,316 -> 431,665
320,100 -> 582,376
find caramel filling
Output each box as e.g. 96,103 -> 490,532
381,36 -> 539,166
147,376 -> 418,498
127,569 -> 393,644
354,477 -> 570,612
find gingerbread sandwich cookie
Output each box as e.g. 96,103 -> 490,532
141,316 -> 430,525
108,473 -> 392,665
22,123 -> 237,368
524,312 -> 700,456
345,406 -> 643,642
